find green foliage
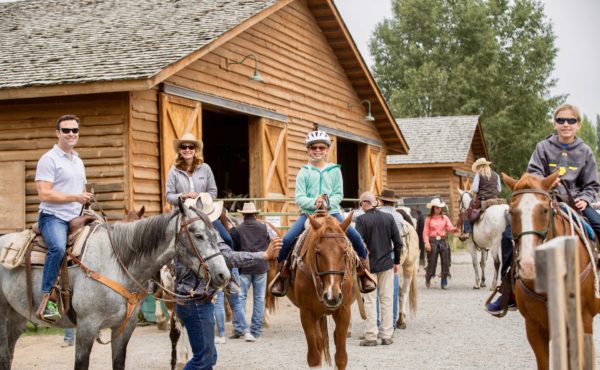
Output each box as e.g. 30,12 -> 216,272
579,115 -> 599,163
370,0 -> 562,177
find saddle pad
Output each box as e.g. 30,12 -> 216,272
558,204 -> 595,241
0,229 -> 37,269
30,223 -> 98,266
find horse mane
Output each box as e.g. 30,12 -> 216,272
397,209 -> 414,227
513,172 -> 545,190
312,215 -> 343,238
109,211 -> 179,267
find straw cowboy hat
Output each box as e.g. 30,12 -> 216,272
472,157 -> 492,173
173,132 -> 203,152
376,189 -> 399,203
237,202 -> 261,214
184,193 -> 223,222
426,198 -> 446,209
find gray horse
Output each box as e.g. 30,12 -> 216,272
0,199 -> 230,370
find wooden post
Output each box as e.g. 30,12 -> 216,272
535,237 -> 570,370
564,237 -> 584,370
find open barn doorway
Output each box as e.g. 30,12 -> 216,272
337,139 -> 359,210
202,108 -> 249,199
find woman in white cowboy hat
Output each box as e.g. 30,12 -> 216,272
460,157 -> 502,240
423,198 -> 458,289
165,132 -> 234,247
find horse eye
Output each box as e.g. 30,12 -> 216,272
194,233 -> 205,240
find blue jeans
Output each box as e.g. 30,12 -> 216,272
239,272 -> 267,338
583,206 -> 600,238
64,328 -> 75,343
177,300 -> 217,370
214,269 -> 248,336
38,212 -> 69,294
463,219 -> 473,233
278,213 -> 367,261
212,220 -> 234,249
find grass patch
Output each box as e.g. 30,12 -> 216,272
20,321 -> 65,337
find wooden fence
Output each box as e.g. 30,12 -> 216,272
534,236 -> 593,370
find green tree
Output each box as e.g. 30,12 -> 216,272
370,0 -> 562,176
578,115 -> 598,163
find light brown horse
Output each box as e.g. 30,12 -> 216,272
503,171 -> 600,369
286,213 -> 355,370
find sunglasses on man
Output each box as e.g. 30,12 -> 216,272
59,128 -> 80,134
179,144 -> 196,151
555,117 -> 578,125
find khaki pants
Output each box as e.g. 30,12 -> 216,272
362,268 -> 394,341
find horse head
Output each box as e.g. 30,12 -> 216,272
458,188 -> 474,212
176,198 -> 230,290
502,171 -> 559,280
123,205 -> 145,222
306,212 -> 353,309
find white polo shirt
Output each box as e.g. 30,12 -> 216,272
35,144 -> 87,221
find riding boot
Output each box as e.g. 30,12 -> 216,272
357,257 -> 377,293
269,260 -> 290,297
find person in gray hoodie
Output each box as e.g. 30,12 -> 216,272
487,103 -> 600,316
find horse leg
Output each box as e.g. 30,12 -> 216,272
6,308 -> 27,369
110,318 -> 137,370
467,241 -> 481,289
0,300 -> 26,370
524,320 -> 549,370
74,322 -> 101,370
479,248 -> 488,288
491,251 -> 500,291
155,295 -> 168,331
396,267 -> 410,330
300,310 -> 322,368
176,321 -> 190,370
332,309 -> 350,370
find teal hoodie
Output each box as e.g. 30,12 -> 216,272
295,163 -> 343,215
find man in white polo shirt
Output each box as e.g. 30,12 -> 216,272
35,114 -> 93,322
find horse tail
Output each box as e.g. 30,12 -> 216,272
319,316 -> 332,366
169,315 -> 181,370
264,260 -> 279,314
409,262 -> 418,316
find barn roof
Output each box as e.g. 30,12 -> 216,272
387,115 -> 487,166
0,0 -> 408,153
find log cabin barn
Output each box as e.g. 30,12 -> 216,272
386,116 -> 489,222
0,0 -> 408,232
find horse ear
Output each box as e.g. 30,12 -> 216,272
457,187 -> 463,194
542,171 -> 560,190
308,215 -> 321,230
138,205 -> 145,217
339,211 -> 353,231
502,172 -> 517,191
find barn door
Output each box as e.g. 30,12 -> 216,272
358,145 -> 383,195
159,92 -> 202,211
249,118 -> 289,225
327,136 -> 337,162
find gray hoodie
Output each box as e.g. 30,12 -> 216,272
527,134 -> 599,205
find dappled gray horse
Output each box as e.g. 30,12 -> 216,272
0,199 -> 230,370
458,189 -> 508,290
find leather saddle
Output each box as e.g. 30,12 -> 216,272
29,214 -> 98,260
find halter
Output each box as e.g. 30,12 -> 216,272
309,230 -> 351,305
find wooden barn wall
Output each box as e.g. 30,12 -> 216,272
129,89 -> 161,215
387,167 -> 461,221
0,93 -> 129,225
164,0 -> 387,201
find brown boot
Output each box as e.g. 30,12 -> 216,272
357,257 -> 377,293
269,260 -> 289,297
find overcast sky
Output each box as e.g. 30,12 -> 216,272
334,0 -> 600,122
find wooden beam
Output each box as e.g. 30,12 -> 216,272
317,124 -> 382,147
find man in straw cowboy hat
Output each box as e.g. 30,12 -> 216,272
230,202 -> 280,341
460,157 -> 502,241
355,192 -> 402,346
376,189 -> 404,325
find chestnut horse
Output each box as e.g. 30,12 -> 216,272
286,213 -> 355,370
502,171 -> 600,369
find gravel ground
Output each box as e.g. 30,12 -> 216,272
11,250 -> 600,369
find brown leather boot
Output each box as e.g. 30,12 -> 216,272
269,260 -> 289,297
357,257 -> 377,293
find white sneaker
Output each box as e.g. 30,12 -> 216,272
214,336 -> 226,344
244,333 -> 256,342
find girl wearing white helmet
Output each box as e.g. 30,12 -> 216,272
270,130 -> 376,296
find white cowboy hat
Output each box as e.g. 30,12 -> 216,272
173,132 -> 203,153
472,157 -> 492,173
426,198 -> 446,209
184,193 -> 223,222
237,202 -> 261,214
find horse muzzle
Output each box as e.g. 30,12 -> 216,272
322,291 -> 343,309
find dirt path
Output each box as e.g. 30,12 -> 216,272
11,250 -> 600,369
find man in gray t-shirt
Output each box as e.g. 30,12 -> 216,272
35,114 -> 93,322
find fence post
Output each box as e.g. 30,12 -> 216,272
535,237 -> 569,370
564,237 -> 584,370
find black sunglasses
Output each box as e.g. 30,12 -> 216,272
179,144 -> 196,150
60,128 -> 80,134
555,117 -> 578,125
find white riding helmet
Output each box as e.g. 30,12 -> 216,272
305,130 -> 331,147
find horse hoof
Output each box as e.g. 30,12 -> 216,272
480,283 -> 486,288
347,331 -> 351,338
396,321 -> 406,330
472,285 -> 480,290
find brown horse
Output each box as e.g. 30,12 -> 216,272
502,171 -> 600,369
286,213 -> 355,370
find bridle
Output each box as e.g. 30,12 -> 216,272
510,188 -> 555,242
310,230 -> 351,305
459,191 -> 472,212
